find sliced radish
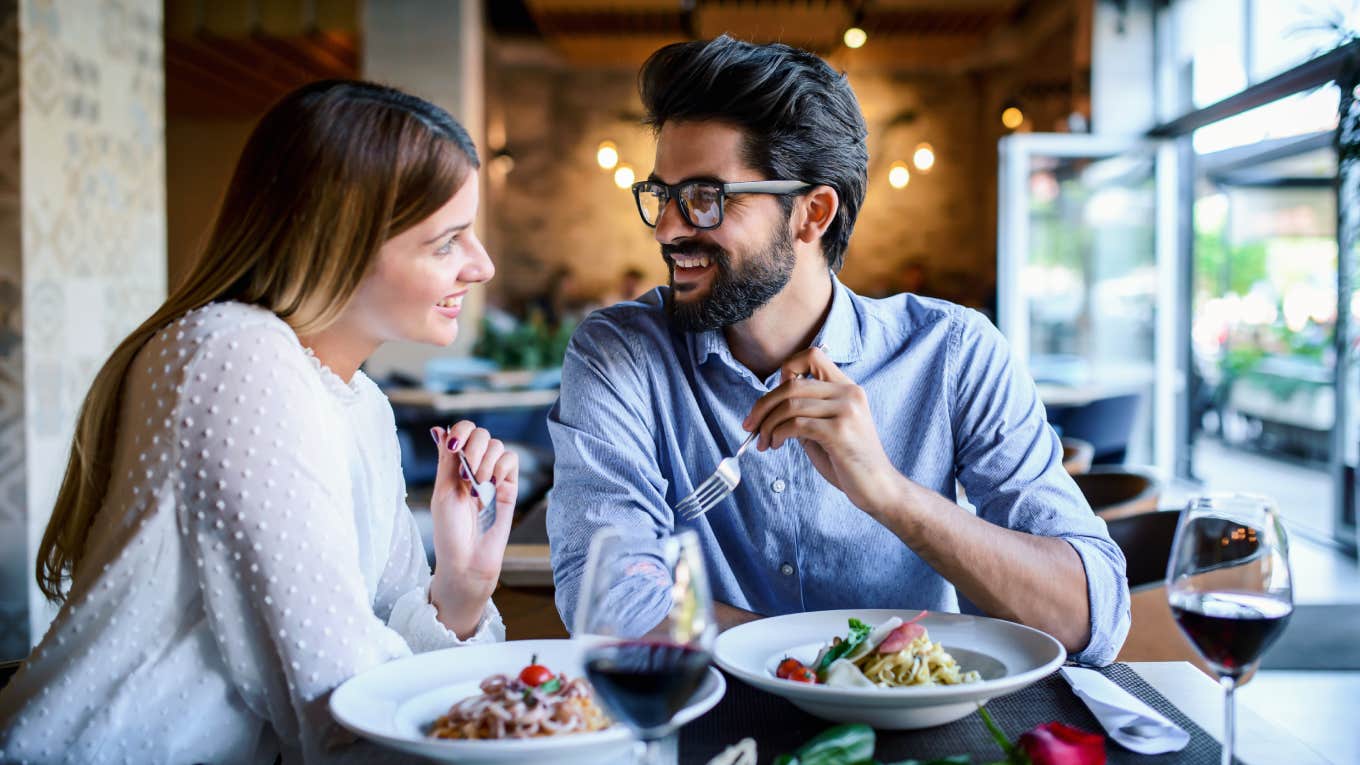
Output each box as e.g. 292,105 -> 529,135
877,611 -> 930,654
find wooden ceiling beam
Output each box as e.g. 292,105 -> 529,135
836,34 -> 984,71
166,44 -> 278,117
305,29 -> 360,71
230,36 -> 338,85
958,0 -> 1077,71
166,36 -> 299,110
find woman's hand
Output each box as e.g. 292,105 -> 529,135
426,421 -> 518,639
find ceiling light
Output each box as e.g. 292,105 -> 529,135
597,140 -> 619,170
844,27 -> 867,49
888,161 -> 910,190
613,164 -> 635,189
1001,103 -> 1024,130
912,143 -> 935,172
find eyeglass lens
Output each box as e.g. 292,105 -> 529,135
638,182 -> 723,229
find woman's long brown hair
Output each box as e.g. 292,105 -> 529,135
36,80 -> 480,601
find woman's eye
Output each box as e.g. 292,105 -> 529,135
435,235 -> 460,256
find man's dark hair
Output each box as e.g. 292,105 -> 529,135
638,35 -> 869,273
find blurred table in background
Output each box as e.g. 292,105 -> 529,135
385,386 -> 561,413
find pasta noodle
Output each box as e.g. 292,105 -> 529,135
428,672 -> 611,740
853,631 -> 980,688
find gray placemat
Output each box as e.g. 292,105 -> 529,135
680,664 -> 1237,764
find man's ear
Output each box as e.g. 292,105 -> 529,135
793,185 -> 839,245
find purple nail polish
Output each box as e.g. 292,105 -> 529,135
446,436 -> 460,452
459,464 -> 471,480
429,428 -> 440,446
490,475 -> 498,484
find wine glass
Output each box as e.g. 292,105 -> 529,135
575,527 -> 716,765
1166,493 -> 1293,765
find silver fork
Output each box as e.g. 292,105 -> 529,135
675,371 -> 810,521
676,430 -> 759,521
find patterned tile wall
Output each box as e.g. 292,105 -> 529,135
0,0 -> 165,658
0,0 -> 23,660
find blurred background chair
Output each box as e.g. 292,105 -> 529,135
1046,392 -> 1142,466
1106,509 -> 1213,674
1073,467 -> 1160,520
0,658 -> 18,691
494,498 -> 566,639
1061,436 -> 1094,475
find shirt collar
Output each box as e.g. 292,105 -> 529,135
811,274 -> 863,365
688,272 -> 864,368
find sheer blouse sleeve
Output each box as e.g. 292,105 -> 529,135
376,499 -> 506,651
172,324 -> 447,761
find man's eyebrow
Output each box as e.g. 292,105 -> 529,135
644,174 -> 726,186
423,222 -> 472,245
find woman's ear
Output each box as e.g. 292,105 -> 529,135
794,185 -> 839,245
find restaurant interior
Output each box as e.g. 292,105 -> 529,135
0,0 -> 1358,762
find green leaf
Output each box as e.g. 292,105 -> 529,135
815,619 -> 875,677
881,751 -> 979,756
976,706 -> 1016,758
777,723 -> 875,765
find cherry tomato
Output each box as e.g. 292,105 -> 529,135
788,667 -> 818,684
518,663 -> 554,687
776,657 -> 805,680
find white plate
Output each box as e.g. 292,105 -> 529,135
330,638 -> 726,764
714,609 -> 1064,730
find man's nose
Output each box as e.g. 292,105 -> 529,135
653,197 -> 694,244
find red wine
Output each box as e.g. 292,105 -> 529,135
584,641 -> 711,735
1170,592 -> 1292,676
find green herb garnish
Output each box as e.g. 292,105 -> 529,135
815,618 -> 873,680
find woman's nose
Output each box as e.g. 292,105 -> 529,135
461,234 -> 495,283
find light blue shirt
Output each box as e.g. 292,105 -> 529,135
547,278 -> 1130,665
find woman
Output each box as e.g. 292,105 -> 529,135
0,80 -> 518,763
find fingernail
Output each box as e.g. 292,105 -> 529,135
490,475 -> 498,484
459,464 -> 471,480
447,436 -> 461,452
429,427 -> 440,446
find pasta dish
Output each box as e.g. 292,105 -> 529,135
429,657 -> 611,740
774,612 -> 981,688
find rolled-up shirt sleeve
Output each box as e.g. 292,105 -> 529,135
948,309 -> 1131,666
547,316 -> 676,635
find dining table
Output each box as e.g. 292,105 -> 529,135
384,385 -> 561,413
623,661 -> 1328,765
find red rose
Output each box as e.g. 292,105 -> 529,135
1016,722 -> 1106,765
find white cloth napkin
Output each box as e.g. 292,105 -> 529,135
1060,667 -> 1191,754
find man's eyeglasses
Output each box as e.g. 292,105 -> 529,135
631,179 -> 810,231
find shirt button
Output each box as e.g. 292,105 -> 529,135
779,562 -> 795,576
771,479 -> 786,493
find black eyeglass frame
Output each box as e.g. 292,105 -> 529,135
630,179 -> 811,230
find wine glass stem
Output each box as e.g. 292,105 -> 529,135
1220,675 -> 1237,765
641,739 -> 666,765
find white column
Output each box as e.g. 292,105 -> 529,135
0,0 -> 167,655
361,0 -> 486,380
1090,0 -> 1157,136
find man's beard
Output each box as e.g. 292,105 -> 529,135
665,221 -> 796,333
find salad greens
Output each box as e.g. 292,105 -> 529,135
771,721 -> 1011,765
814,618 -> 873,680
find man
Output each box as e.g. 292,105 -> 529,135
546,36 -> 1129,665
